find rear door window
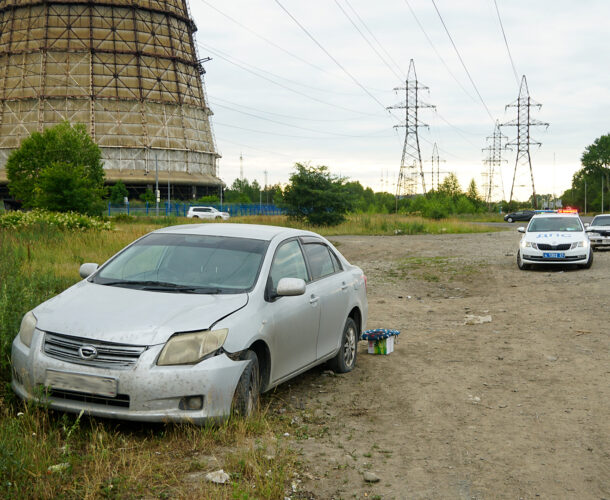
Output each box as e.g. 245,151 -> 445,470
303,243 -> 336,280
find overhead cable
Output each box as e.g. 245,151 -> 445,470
273,0 -> 393,117
430,0 -> 496,123
493,0 -> 520,87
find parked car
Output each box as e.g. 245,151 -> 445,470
186,206 -> 230,220
504,210 -> 536,223
516,213 -> 592,270
12,224 -> 368,423
585,214 -> 610,250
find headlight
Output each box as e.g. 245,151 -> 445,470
571,240 -> 589,249
19,311 -> 37,348
157,329 -> 228,366
520,240 -> 537,249
588,232 -> 600,237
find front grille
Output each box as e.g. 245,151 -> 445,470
49,389 -> 130,408
537,243 -> 571,251
44,332 -> 147,370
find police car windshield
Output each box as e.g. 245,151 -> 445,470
591,215 -> 610,226
528,217 -> 582,232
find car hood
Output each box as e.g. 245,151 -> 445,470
524,231 -> 586,244
33,281 -> 248,345
588,225 -> 610,231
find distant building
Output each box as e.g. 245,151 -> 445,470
0,0 -> 222,200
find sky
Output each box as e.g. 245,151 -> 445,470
189,0 -> 609,201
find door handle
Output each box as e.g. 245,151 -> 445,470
341,282 -> 349,291
309,295 -> 319,305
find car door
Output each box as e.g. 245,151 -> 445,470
301,240 -> 350,360
265,239 -> 319,383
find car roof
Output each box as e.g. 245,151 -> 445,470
153,223 -> 323,242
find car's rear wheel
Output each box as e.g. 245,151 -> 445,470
517,250 -> 530,270
232,350 -> 260,417
328,317 -> 358,373
580,251 -> 593,269
215,216 -> 222,220
192,215 -> 199,219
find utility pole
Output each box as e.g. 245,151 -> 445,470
239,152 -> 244,180
387,59 -> 435,200
482,120 -> 508,204
502,75 -> 548,208
264,170 -> 269,204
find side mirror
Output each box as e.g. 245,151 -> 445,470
79,263 -> 99,279
276,278 -> 306,297
517,227 -> 525,233
584,223 -> 590,228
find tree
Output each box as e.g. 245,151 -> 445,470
561,133 -> 610,210
282,163 -> 354,226
438,173 -> 462,198
466,178 -> 481,201
139,188 -> 155,203
6,121 -> 105,215
109,180 -> 129,204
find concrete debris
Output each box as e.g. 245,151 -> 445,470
464,314 -> 492,325
205,469 -> 230,484
47,462 -> 70,473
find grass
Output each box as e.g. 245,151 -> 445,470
0,212 -> 502,498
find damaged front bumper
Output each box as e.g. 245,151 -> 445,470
11,331 -> 247,424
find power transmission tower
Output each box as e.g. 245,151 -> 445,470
387,59 -> 435,197
501,75 -> 548,207
426,143 -> 449,191
481,120 -> 508,204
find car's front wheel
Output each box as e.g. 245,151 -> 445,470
507,217 -> 514,223
328,317 -> 358,373
232,350 -> 260,417
517,250 -> 530,270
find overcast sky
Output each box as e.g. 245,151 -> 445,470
190,0 -> 609,201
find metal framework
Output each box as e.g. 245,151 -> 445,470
0,0 -> 221,197
481,120 -> 507,203
387,59 -> 434,197
426,142 -> 448,191
501,75 -> 548,206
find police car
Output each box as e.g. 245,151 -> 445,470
516,210 -> 593,270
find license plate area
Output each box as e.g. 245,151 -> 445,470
45,370 -> 117,397
543,252 -> 565,259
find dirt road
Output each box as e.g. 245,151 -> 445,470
269,230 -> 609,499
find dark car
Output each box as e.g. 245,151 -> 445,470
504,210 -> 535,223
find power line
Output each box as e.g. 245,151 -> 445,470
198,42 -> 382,117
210,96 -> 364,123
402,0 -> 476,102
493,0 -> 520,87
214,121 -> 393,140
429,0 -> 496,123
344,0 -> 406,82
333,0 -> 403,82
273,0 -> 393,116
212,101 -> 390,138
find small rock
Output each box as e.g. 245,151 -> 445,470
322,370 -> 336,377
363,471 -> 381,483
283,432 -> 290,437
546,355 -> 558,362
498,404 -> 508,408
205,469 -> 230,484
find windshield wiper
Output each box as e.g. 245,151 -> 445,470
98,280 -> 224,294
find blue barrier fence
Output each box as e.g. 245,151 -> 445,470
108,202 -> 286,217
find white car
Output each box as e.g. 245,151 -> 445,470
186,206 -> 230,220
517,212 -> 593,270
585,214 -> 610,250
12,224 -> 367,424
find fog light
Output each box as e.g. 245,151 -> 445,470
179,395 -> 204,411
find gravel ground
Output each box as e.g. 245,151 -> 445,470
268,230 -> 609,499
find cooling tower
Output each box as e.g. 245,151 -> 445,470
0,0 -> 221,200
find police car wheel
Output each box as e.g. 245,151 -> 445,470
517,250 -> 530,270
580,251 -> 593,269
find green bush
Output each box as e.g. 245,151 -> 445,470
0,210 -> 112,231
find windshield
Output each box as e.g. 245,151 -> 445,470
528,217 -> 583,232
591,215 -> 610,227
92,233 -> 268,293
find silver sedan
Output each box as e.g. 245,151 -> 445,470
12,224 -> 368,423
